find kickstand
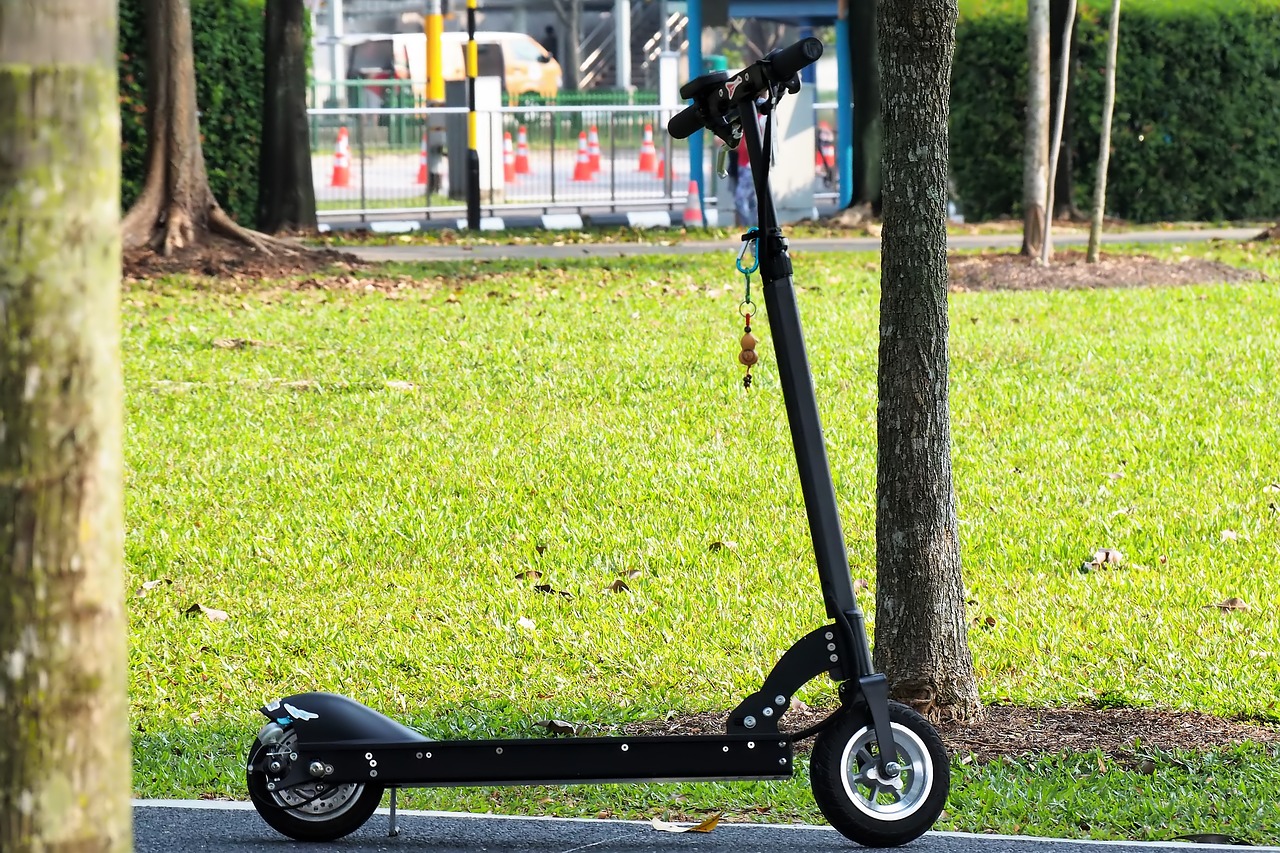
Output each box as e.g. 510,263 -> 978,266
388,787 -> 401,837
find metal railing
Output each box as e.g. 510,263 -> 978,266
308,100 -> 842,221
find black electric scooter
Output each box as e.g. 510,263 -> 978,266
245,38 -> 949,847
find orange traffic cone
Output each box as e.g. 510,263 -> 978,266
637,123 -> 658,173
572,131 -> 593,182
515,124 -> 531,174
416,133 -> 429,185
656,157 -> 666,180
682,180 -> 704,228
330,126 -> 351,188
503,131 -> 516,183
588,124 -> 601,174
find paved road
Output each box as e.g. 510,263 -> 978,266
133,802 -> 1275,852
349,228 -> 1260,264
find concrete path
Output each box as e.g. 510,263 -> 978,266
132,801 -> 1276,853
349,228 -> 1260,264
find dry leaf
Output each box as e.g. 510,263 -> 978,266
535,719 -> 577,735
1104,472 -> 1125,481
212,338 -> 262,349
605,579 -> 630,593
708,540 -> 737,552
1159,554 -> 1168,565
1208,597 -> 1250,612
1096,754 -> 1107,774
1138,758 -> 1156,775
535,543 -> 547,554
1220,529 -> 1240,542
384,380 -> 416,391
514,570 -> 543,581
445,293 -> 460,304
620,568 -> 642,579
517,617 -> 536,630
1263,483 -> 1280,494
136,578 -> 172,597
651,813 -> 723,833
183,603 -> 229,622
534,583 -> 573,599
789,696 -> 809,712
854,578 -> 870,591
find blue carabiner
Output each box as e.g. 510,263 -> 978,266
736,228 -> 761,276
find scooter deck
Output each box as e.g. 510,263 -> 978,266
275,732 -> 795,788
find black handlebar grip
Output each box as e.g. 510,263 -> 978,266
767,37 -> 824,83
668,105 -> 705,140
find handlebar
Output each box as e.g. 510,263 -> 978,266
667,38 -> 824,142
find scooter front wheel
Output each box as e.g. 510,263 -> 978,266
246,734 -> 384,841
810,701 -> 949,847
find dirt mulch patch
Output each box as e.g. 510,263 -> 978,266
122,233 -> 363,281
948,250 -> 1264,293
613,705 -> 1279,762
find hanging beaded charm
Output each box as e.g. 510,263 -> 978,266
736,229 -> 761,390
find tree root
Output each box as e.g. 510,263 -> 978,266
209,206 -> 298,256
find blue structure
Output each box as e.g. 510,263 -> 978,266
681,0 -> 852,211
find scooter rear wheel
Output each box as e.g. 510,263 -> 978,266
810,701 -> 949,847
246,735 -> 384,841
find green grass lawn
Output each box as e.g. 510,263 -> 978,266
124,244 -> 1280,841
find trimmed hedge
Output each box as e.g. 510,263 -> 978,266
119,0 -> 265,227
952,0 -> 1280,222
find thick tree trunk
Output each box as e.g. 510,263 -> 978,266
874,0 -> 982,724
1049,0 -> 1080,219
849,0 -> 883,212
1022,0 -> 1050,257
122,0 -> 294,255
258,0 -> 318,233
1041,0 -> 1078,265
0,1 -> 131,850
1086,0 -> 1121,263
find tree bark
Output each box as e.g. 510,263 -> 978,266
121,0 -> 295,255
874,0 -> 982,724
1086,0 -> 1121,263
551,0 -> 583,91
849,0 -> 883,212
1022,0 -> 1050,257
0,1 -> 131,850
1041,0 -> 1077,265
258,0 -> 318,234
1049,0 -> 1080,219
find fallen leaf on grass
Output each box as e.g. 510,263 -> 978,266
1264,483 -> 1280,494
854,578 -> 870,591
514,570 -> 543,581
708,540 -> 737,552
136,578 -> 172,597
1207,597 -> 1250,613
534,583 -> 573,599
384,380 -> 416,391
619,568 -> 642,579
183,603 -> 229,622
535,719 -> 577,735
212,338 -> 264,349
1220,529 -> 1241,542
605,579 -> 630,593
651,813 -> 723,833
516,617 -> 536,630
1092,548 -> 1124,566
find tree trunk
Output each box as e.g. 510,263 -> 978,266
552,0 -> 583,91
0,1 -> 131,850
1022,0 -> 1050,257
849,0 -> 883,212
121,0 -> 294,255
1041,0 -> 1078,266
258,0 -> 318,234
874,0 -> 983,724
1049,0 -> 1080,219
1086,0 -> 1121,263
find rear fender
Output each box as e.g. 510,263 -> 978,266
260,692 -> 431,745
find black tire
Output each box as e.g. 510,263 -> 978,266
245,737 -> 383,842
810,701 -> 950,847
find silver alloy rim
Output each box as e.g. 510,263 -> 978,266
838,720 -> 933,822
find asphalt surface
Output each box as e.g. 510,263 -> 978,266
349,227 -> 1260,264
133,802 -> 1279,853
